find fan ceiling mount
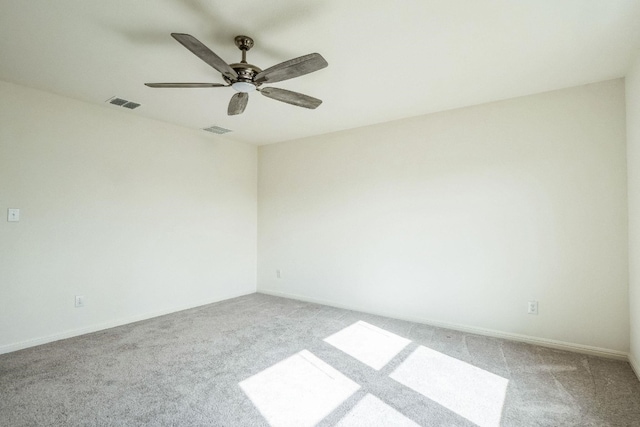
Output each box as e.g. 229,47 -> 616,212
145,33 -> 328,116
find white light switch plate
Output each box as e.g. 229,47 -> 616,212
7,208 -> 20,222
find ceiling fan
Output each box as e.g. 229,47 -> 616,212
145,33 -> 328,116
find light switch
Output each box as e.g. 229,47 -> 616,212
7,208 -> 20,222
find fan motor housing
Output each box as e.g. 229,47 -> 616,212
226,63 -> 262,86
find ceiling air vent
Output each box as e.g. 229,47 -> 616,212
106,96 -> 141,109
203,125 -> 232,135
109,97 -> 128,106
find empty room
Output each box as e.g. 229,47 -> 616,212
2,1 -> 640,426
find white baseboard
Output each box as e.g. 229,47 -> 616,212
5,288 -> 633,367
0,290 -> 254,355
629,353 -> 640,382
259,288 -> 629,361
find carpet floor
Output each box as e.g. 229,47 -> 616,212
1,293 -> 639,426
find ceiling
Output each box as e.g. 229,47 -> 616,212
1,0 -> 640,146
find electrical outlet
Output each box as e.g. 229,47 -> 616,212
276,269 -> 281,279
527,301 -> 538,315
7,208 -> 20,222
75,295 -> 85,308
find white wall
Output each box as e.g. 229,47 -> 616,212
627,58 -> 640,373
1,76 -> 632,358
0,81 -> 257,353
258,79 -> 629,354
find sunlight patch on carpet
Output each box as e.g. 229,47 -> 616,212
390,345 -> 508,427
335,393 -> 420,427
239,350 -> 360,427
324,321 -> 411,370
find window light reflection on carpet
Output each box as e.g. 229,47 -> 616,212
323,321 -> 411,370
239,349 -> 360,427
390,345 -> 508,427
334,393 -> 421,427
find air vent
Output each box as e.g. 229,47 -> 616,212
203,125 -> 232,135
106,96 -> 141,109
109,97 -> 128,106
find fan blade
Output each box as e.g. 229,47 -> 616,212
171,33 -> 238,81
228,92 -> 249,115
254,53 -> 328,84
145,83 -> 227,88
259,87 -> 322,109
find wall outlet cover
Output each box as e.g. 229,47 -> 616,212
7,208 -> 20,222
